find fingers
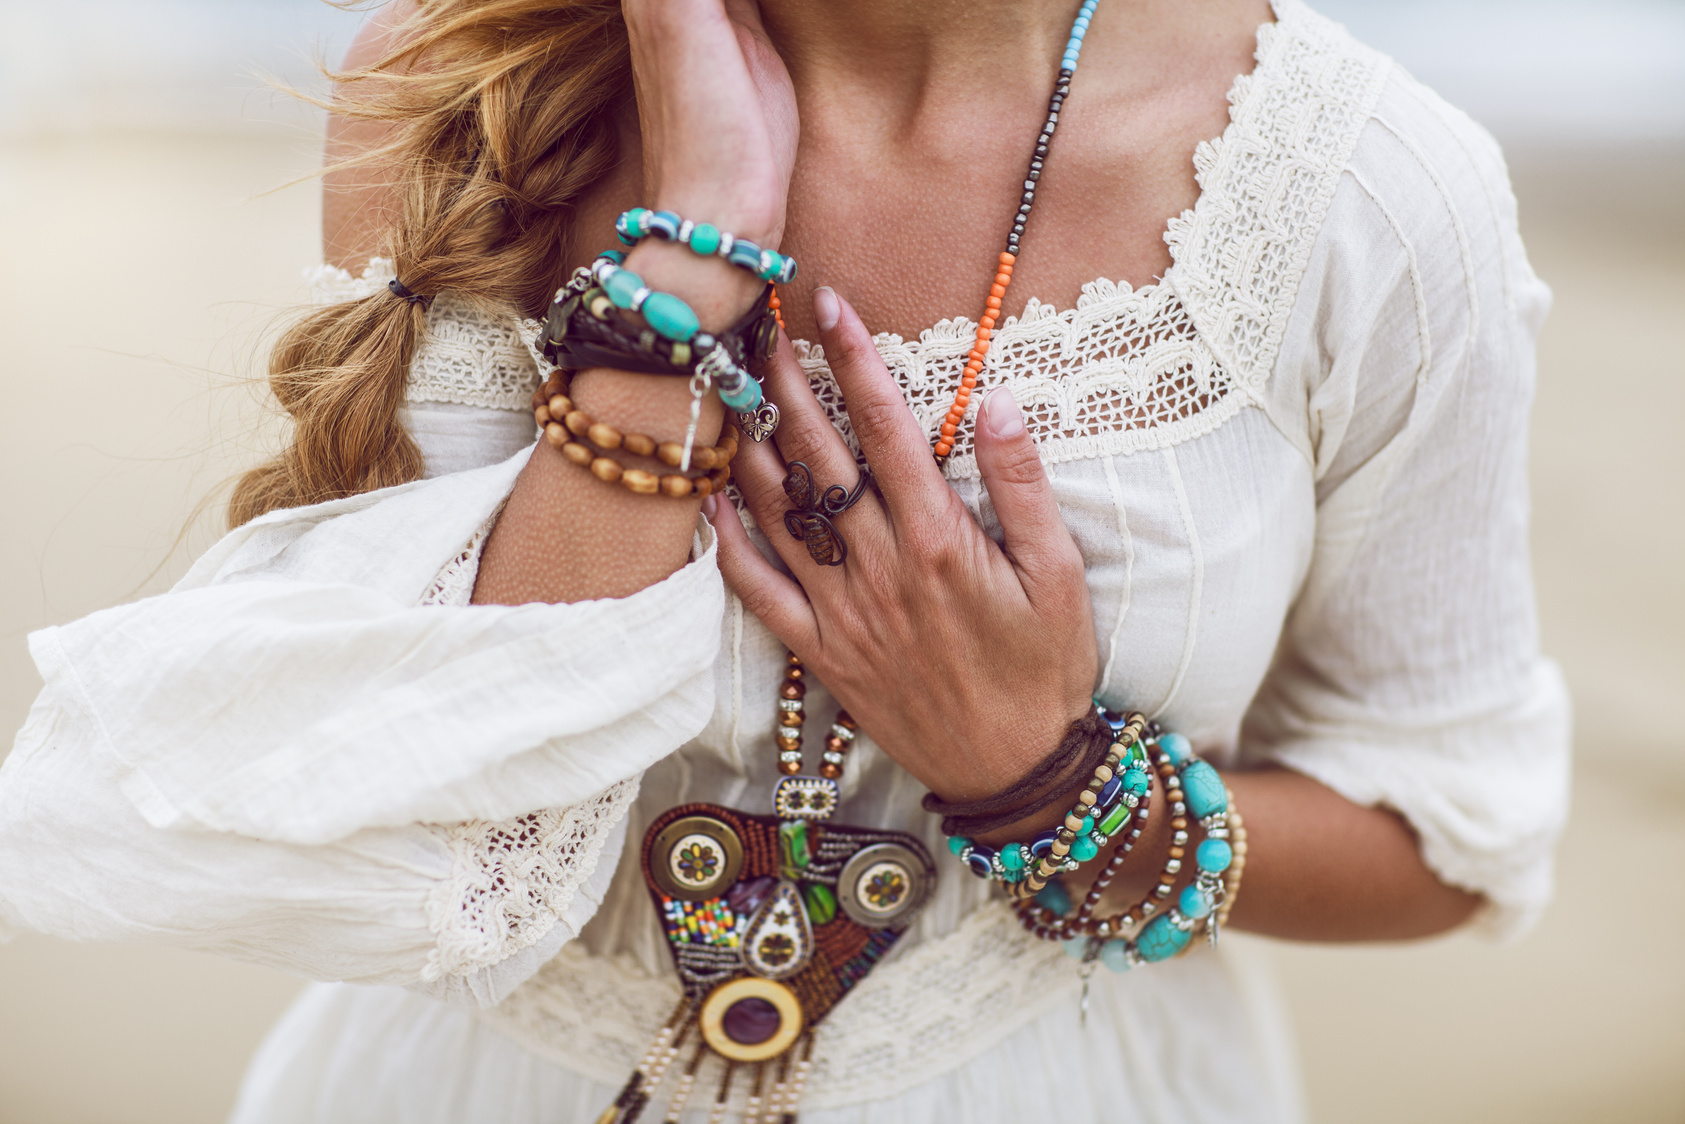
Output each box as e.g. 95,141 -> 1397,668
727,336 -> 875,576
972,388 -> 1084,597
812,288 -> 948,519
704,493 -> 819,650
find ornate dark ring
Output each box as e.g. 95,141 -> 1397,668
781,460 -> 870,567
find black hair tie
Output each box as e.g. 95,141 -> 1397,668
388,278 -> 432,309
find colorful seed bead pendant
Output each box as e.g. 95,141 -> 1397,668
612,651 -> 934,1124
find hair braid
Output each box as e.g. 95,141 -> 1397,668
229,0 -> 631,526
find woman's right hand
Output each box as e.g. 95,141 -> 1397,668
622,0 -> 798,247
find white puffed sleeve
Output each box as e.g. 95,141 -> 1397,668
0,445 -> 724,1003
1242,81 -> 1571,939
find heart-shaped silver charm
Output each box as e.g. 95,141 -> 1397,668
737,401 -> 779,442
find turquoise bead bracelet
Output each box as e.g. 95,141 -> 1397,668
1018,729 -> 1228,940
616,208 -> 799,285
1008,726 -> 1246,969
585,255 -> 766,415
945,708 -> 1153,889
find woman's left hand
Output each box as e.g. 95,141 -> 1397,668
707,287 -> 1099,802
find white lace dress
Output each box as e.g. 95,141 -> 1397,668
0,4 -> 1569,1121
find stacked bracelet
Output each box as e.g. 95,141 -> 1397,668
616,208 -> 799,285
944,709 -> 1153,891
1012,728 -> 1247,967
1064,789 -> 1247,973
542,253 -> 782,446
532,372 -> 735,498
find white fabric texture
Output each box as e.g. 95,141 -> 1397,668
306,259 -> 547,413
0,1 -> 1568,1121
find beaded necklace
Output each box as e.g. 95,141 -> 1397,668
934,0 -> 1100,465
604,6 -> 1102,1122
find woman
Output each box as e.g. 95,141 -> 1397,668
0,0 -> 1568,1119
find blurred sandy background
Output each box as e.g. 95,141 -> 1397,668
1,1 -> 1682,1121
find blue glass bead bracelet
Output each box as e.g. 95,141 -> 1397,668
541,252 -> 783,458
1011,727 -> 1247,968
946,709 -> 1153,892
616,208 -> 799,285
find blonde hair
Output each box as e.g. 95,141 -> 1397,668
229,0 -> 631,526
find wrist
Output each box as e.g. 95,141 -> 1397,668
620,238 -> 766,335
567,368 -> 726,452
646,188 -> 784,251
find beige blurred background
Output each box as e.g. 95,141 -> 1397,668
2,1 -> 1682,1121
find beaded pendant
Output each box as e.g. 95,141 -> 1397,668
602,654 -> 936,1124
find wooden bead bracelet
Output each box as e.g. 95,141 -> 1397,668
531,375 -> 735,498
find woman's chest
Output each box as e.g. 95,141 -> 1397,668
683,403 -> 1314,804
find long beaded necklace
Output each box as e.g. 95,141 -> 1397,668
933,0 -> 1100,466
604,5 -> 1102,1122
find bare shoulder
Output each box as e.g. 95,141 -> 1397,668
323,0 -> 428,271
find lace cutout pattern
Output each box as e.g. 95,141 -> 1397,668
794,278 -> 1225,481
477,901 -> 1075,1108
417,518 -> 492,608
306,258 -> 544,413
1165,4 -> 1391,395
423,779 -> 640,982
791,1 -> 1389,481
417,519 -> 640,982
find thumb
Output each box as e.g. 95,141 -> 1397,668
973,389 -> 1082,589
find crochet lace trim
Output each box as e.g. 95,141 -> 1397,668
306,258 -> 546,413
416,520 -> 640,982
422,781 -> 640,982
476,901 -> 1077,1109
792,3 -> 1388,479
302,9 -> 1385,478
302,3 -> 1388,479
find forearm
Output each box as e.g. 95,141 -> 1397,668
471,242 -> 761,605
978,759 -> 1479,944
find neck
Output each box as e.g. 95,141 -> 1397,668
757,0 -> 1089,108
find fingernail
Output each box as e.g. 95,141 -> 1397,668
984,388 -> 1024,438
700,493 -> 718,518
813,286 -> 840,332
